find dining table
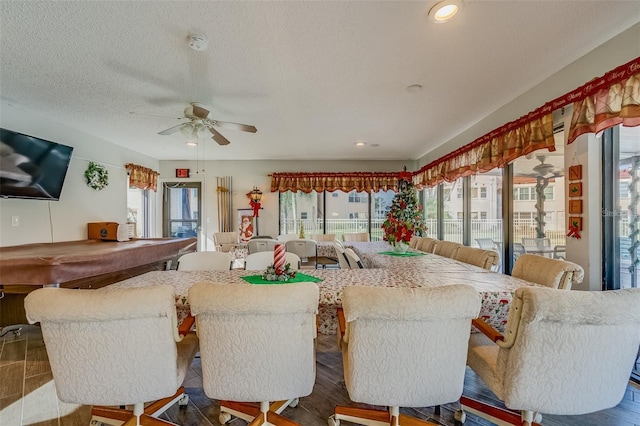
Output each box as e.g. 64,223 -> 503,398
101,241 -> 541,335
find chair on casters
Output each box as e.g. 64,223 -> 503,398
329,285 -> 481,426
433,240 -> 463,258
188,282 -> 319,426
417,237 -> 438,253
176,251 -> 233,270
454,246 -> 499,270
24,285 -> 199,426
457,286 -> 640,426
342,232 -> 370,242
511,254 -> 584,290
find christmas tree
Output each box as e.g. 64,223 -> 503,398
382,168 -> 427,246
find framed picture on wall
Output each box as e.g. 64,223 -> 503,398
568,165 -> 582,181
569,182 -> 582,197
569,199 -> 583,214
569,216 -> 583,231
237,209 -> 258,243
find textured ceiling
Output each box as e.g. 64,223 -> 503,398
1,1 -> 638,161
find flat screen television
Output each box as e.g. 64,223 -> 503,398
0,128 -> 74,200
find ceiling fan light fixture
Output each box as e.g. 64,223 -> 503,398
180,123 -> 195,137
428,0 -> 463,23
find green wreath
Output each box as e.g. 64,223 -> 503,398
84,161 -> 109,190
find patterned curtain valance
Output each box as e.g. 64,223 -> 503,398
568,57 -> 640,143
125,163 -> 160,192
270,172 -> 403,193
414,112 -> 555,188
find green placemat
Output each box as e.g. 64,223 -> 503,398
378,250 -> 426,257
241,273 -> 323,285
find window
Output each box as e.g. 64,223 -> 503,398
280,189 -> 382,240
480,187 -> 487,198
348,191 -> 367,203
620,182 -> 630,199
543,186 -> 554,201
280,191 -> 324,236
127,186 -> 150,238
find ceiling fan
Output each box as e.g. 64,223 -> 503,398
518,154 -> 564,178
157,103 -> 257,146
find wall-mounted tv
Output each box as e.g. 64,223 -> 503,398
1,128 -> 74,201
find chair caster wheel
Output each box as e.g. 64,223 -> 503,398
328,414 -> 340,426
289,398 -> 299,408
178,394 -> 189,407
454,409 -> 466,425
219,412 -> 232,424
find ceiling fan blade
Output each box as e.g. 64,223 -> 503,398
212,120 -> 257,133
158,123 -> 185,135
191,103 -> 210,120
208,127 -> 231,146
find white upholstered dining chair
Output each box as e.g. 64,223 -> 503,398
454,246 -> 499,270
213,231 -> 238,252
176,251 -> 233,270
188,282 -> 319,426
330,285 -> 481,426
24,285 -> 199,426
433,240 -> 462,258
417,237 -> 438,253
342,232 -> 370,242
459,286 -> 640,426
511,253 -> 584,290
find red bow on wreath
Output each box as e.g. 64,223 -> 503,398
247,188 -> 262,217
567,225 -> 581,239
249,199 -> 261,217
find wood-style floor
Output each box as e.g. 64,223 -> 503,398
1,325 -> 639,426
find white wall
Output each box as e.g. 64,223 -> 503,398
0,101 -> 159,246
158,159 -> 413,250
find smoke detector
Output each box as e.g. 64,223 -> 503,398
187,34 -> 208,51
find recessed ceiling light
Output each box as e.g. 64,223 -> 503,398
406,84 -> 423,93
371,144 -> 380,148
185,141 -> 198,147
428,0 -> 463,23
355,141 -> 366,147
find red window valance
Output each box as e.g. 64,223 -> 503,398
125,163 -> 160,192
414,112 -> 555,188
568,57 -> 640,143
270,172 -> 403,193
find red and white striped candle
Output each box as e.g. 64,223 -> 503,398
274,243 -> 286,272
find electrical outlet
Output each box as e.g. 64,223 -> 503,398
11,216 -> 19,227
